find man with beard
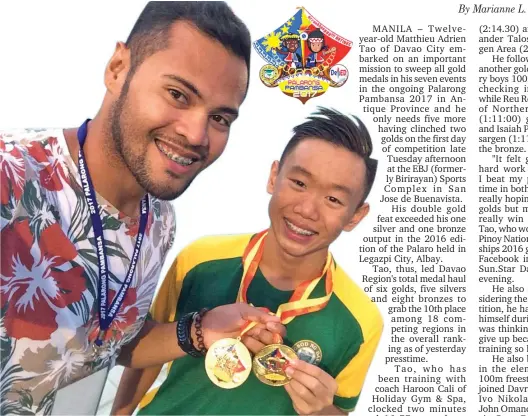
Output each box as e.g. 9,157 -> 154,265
0,2 -> 283,415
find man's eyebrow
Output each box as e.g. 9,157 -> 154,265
163,74 -> 239,118
330,183 -> 353,195
291,165 -> 313,177
163,74 -> 202,99
214,106 -> 239,119
291,165 -> 353,194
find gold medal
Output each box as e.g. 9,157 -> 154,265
209,230 -> 333,389
253,344 -> 298,386
205,338 -> 252,389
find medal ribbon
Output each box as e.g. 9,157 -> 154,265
236,307 -> 271,340
77,119 -> 150,345
236,230 -> 334,325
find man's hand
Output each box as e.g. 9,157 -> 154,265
118,304 -> 285,369
284,359 -> 343,415
200,303 -> 286,354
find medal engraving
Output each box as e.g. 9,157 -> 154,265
293,340 -> 323,366
253,344 -> 298,386
205,338 -> 252,389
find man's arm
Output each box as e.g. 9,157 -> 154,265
332,314 -> 384,413
112,366 -> 162,415
116,319 -> 184,368
117,304 -> 285,368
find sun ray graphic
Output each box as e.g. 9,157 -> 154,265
262,31 -> 282,53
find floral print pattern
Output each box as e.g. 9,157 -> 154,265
0,129 -> 175,415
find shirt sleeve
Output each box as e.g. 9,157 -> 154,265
148,246 -> 191,324
333,313 -> 383,411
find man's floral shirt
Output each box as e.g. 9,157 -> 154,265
0,128 -> 175,414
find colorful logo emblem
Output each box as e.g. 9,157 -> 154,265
293,340 -> 323,366
253,8 -> 352,104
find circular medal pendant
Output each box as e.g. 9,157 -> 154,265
91,343 -> 102,361
253,344 -> 298,387
205,338 -> 252,389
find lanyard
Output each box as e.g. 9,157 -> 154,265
77,120 -> 149,345
237,230 -> 334,325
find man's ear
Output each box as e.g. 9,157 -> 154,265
267,161 -> 280,195
104,41 -> 131,95
343,203 -> 370,232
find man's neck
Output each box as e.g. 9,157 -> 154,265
258,229 -> 328,291
64,116 -> 146,218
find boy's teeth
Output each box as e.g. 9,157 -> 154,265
156,141 -> 194,165
285,219 -> 315,236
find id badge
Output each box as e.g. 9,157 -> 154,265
51,366 -> 109,415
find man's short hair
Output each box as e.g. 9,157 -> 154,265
125,1 -> 251,76
278,107 -> 378,206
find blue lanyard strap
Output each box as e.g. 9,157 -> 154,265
77,120 -> 149,344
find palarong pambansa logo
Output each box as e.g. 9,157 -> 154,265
253,7 -> 352,104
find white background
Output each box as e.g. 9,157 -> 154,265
1,1 -> 526,415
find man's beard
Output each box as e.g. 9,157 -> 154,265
108,76 -> 194,201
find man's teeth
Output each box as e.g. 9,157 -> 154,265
285,219 -> 315,236
156,141 -> 194,166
